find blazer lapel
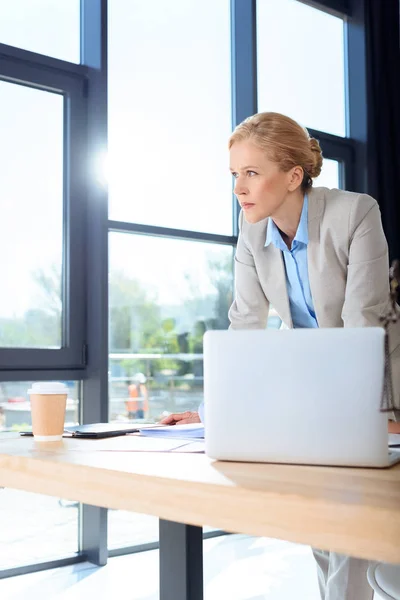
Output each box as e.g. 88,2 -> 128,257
263,242 -> 293,327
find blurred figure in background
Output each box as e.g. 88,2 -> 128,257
126,373 -> 149,420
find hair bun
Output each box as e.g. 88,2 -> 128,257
309,137 -> 323,178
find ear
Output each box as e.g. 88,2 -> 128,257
287,166 -> 304,191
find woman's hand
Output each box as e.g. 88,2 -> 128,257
159,411 -> 201,425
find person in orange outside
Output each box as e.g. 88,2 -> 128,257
126,373 -> 149,420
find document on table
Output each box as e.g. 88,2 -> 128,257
69,435 -> 205,453
98,437 -> 205,453
138,423 -> 204,439
171,441 -> 205,453
389,434 -> 400,447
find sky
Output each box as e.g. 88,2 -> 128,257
0,0 -> 344,325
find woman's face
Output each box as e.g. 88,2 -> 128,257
229,140 -> 299,224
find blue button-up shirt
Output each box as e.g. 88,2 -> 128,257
265,195 -> 318,329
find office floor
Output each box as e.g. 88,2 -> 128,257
0,534 -> 321,600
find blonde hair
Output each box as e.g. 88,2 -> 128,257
229,112 -> 323,190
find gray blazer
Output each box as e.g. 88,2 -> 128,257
228,186 -> 400,412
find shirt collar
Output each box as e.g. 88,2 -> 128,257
265,194 -> 309,249
265,217 -> 286,251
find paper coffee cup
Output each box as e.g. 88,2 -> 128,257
27,382 -> 69,442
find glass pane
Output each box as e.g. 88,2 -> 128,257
0,381 -> 80,569
314,158 -> 340,189
108,512 -> 159,550
109,233 -> 233,425
0,0 -> 80,63
108,0 -> 232,235
256,0 -> 346,137
0,82 -> 64,349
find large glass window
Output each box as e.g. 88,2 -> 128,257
256,0 -> 346,137
108,0 -> 232,235
0,381 -> 80,569
0,1 -> 80,63
0,82 -> 64,349
108,233 -> 233,425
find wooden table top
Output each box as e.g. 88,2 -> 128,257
1,432 -> 399,563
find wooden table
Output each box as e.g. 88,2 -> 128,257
1,433 -> 400,599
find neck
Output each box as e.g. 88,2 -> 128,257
271,189 -> 305,246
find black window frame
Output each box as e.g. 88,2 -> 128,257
0,47 -> 88,374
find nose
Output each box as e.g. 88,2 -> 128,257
233,176 -> 247,197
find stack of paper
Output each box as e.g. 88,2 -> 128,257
139,423 -> 204,439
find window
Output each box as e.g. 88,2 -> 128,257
0,66 -> 87,370
107,0 -> 235,551
108,233 -> 233,425
108,513 -> 159,551
314,158 -> 341,189
0,0 -> 80,63
0,82 -> 64,349
0,381 -> 80,569
256,0 -> 346,137
108,0 -> 232,234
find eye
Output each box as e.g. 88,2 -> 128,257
247,170 -> 257,177
231,172 -> 238,179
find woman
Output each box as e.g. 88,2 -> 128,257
161,112 -> 400,600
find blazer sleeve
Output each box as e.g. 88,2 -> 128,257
341,196 -> 400,420
341,194 -> 390,328
228,210 -> 270,329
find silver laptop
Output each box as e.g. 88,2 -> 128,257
204,328 -> 400,468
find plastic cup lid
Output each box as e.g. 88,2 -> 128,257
27,382 -> 69,396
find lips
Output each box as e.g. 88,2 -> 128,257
241,203 -> 255,209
